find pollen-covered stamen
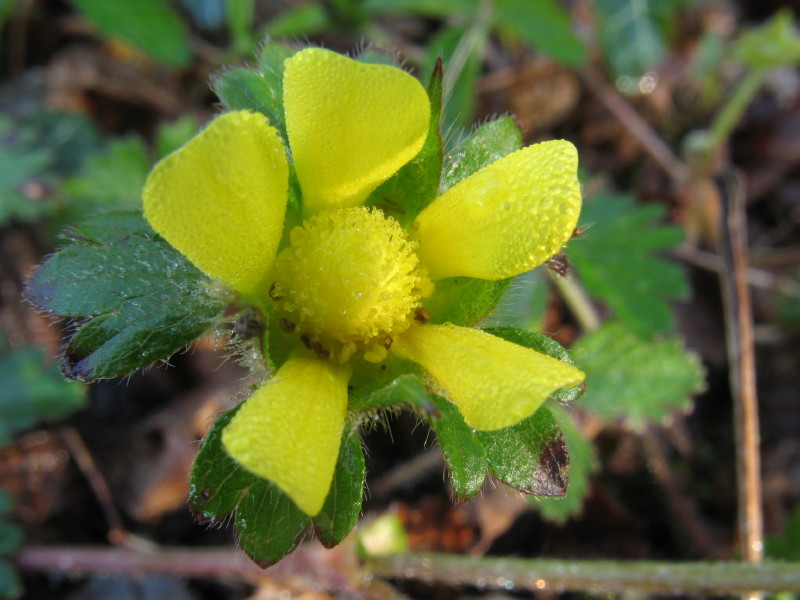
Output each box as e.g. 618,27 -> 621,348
271,207 -> 433,362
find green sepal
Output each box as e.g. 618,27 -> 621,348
189,405 -> 310,566
312,425 -> 366,547
482,326 -> 584,403
429,395 -> 487,500
430,398 -> 569,498
533,403 -> 598,523
425,277 -> 512,327
0,560 -> 21,600
428,325 -> 581,499
440,116 -> 522,191
368,58 -> 444,226
25,211 -> 226,381
479,406 -> 567,495
212,69 -> 276,120
257,42 -> 299,136
347,355 -> 431,413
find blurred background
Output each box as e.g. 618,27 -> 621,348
1,0 -> 800,598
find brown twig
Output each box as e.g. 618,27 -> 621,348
14,543 -> 398,600
59,426 -> 129,546
581,68 -> 690,187
714,171 -> 763,595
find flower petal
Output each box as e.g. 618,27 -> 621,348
143,110 -> 288,295
393,324 -> 585,431
413,140 -> 581,280
284,48 -> 429,214
221,353 -> 351,516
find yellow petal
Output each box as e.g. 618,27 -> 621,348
221,353 -> 351,516
393,324 -> 585,431
143,110 -> 288,295
284,48 -> 429,214
413,140 -> 581,280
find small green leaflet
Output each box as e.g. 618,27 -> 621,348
494,0 -> 587,68
595,0 -> 666,81
572,321 -> 705,430
25,211 -> 226,381
567,193 -> 688,339
190,406 -> 365,565
67,0 -> 192,68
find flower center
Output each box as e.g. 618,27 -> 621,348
271,207 -> 433,363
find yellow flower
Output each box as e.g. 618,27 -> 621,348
142,48 -> 585,517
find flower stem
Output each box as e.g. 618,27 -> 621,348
367,553 -> 800,595
707,69 -> 767,156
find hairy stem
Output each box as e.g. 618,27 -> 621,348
368,553 -> 800,595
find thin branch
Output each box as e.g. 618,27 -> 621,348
59,426 -> 129,546
714,172 -> 764,573
367,553 -> 800,595
581,68 -> 690,187
14,544 -> 392,600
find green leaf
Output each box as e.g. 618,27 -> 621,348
566,193 -> 688,338
595,0 -> 666,80
0,559 -> 21,600
766,505 -> 800,561
68,0 -> 192,67
483,326 -> 584,403
369,59 -> 443,226
441,116 -> 522,191
429,395 -> 487,500
0,523 -> 22,555
25,211 -> 226,381
0,348 -> 84,445
0,492 -> 12,516
155,116 -> 200,159
533,403 -> 598,523
62,136 -> 150,214
734,10 -> 800,71
571,322 -> 705,430
190,405 -> 310,566
478,406 -> 568,496
0,117 -> 52,224
494,0 -> 587,67
312,426 -> 365,547
425,277 -> 512,327
264,4 -> 330,39
363,0 -> 475,17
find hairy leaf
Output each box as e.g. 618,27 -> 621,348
572,322 -> 705,429
25,211 -> 226,381
567,193 -> 687,338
